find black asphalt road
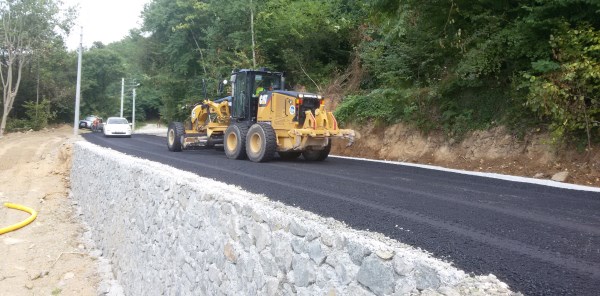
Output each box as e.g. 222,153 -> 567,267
83,133 -> 600,295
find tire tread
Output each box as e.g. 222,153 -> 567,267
167,122 -> 185,152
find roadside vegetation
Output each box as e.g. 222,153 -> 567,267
1,0 -> 598,147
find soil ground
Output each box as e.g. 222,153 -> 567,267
0,125 -> 98,296
0,122 -> 597,295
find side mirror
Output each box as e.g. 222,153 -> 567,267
218,79 -> 228,95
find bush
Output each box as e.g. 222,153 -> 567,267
335,84 -> 501,139
334,88 -> 404,125
523,24 -> 600,147
24,100 -> 55,131
5,118 -> 30,132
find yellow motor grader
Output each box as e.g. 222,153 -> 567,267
166,68 -> 354,162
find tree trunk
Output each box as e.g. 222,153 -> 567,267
250,0 -> 256,69
0,104 -> 9,137
0,61 -> 13,138
0,53 -> 24,138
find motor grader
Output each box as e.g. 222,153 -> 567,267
166,68 -> 354,162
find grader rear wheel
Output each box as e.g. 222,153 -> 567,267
246,123 -> 277,162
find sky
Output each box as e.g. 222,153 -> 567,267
63,0 -> 150,50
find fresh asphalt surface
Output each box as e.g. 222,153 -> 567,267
83,132 -> 600,295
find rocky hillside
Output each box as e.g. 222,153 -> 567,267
332,123 -> 600,188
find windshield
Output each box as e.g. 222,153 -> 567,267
253,73 -> 282,95
107,118 -> 128,124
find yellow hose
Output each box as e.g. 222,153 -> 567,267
0,202 -> 38,235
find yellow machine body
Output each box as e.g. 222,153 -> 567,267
167,68 -> 354,162
256,92 -> 354,151
181,100 -> 231,148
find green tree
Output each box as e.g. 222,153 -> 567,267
79,44 -> 126,118
40,39 -> 79,122
255,0 -> 360,90
0,0 -> 74,137
524,24 -> 600,147
13,37 -> 78,123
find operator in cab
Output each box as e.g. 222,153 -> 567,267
254,78 -> 277,97
255,85 -> 265,97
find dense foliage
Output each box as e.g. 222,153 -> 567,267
335,0 -> 600,143
2,0 -> 599,145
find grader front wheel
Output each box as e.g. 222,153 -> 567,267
224,123 -> 249,160
167,122 -> 184,152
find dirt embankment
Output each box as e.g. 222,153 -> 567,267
332,122 -> 600,188
0,126 -> 99,295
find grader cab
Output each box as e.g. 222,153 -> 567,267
167,69 -> 354,162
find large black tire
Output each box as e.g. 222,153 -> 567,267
302,139 -> 331,161
167,122 -> 185,152
246,123 -> 277,162
278,151 -> 301,160
224,123 -> 249,159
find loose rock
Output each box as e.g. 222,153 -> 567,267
551,171 -> 569,182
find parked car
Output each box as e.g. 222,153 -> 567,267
79,115 -> 99,129
103,117 -> 132,138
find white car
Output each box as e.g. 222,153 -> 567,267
103,117 -> 132,137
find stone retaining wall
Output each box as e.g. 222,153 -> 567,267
70,141 -> 514,296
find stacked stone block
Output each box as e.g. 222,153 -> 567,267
71,142 -> 514,296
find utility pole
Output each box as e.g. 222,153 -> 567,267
132,88 -> 136,132
120,78 -> 124,117
250,0 -> 256,68
36,57 -> 40,118
73,27 -> 83,136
